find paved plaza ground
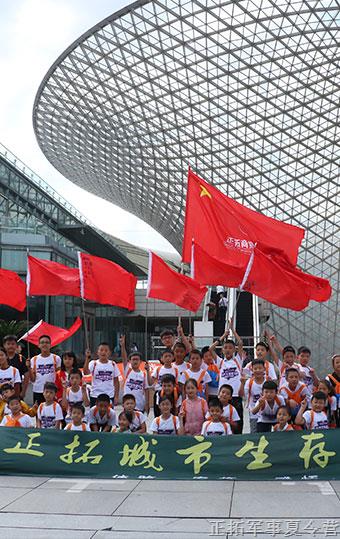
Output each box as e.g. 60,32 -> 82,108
0,476 -> 339,538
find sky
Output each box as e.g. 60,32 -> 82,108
0,0 -> 177,254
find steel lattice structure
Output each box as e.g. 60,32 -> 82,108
33,0 -> 339,370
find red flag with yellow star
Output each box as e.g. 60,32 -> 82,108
182,169 -> 305,266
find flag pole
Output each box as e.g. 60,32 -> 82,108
144,294 -> 148,360
78,252 -> 90,352
81,298 -> 90,352
26,248 -> 31,360
178,262 -> 184,327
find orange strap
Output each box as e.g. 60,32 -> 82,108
155,415 -> 177,433
284,385 -> 305,404
33,355 -> 57,374
247,379 -> 254,406
5,413 -> 25,427
205,419 -> 228,434
328,374 -> 340,394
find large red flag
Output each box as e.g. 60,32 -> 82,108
78,253 -> 137,310
0,269 -> 26,311
182,169 -> 305,266
193,243 -> 331,311
19,317 -> 82,347
27,256 -> 80,297
147,251 -> 207,312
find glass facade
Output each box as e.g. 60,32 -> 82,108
33,0 -> 339,373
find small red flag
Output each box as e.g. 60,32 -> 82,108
147,251 -> 207,312
20,317 -> 82,347
182,169 -> 305,266
79,253 -> 137,310
0,269 -> 26,311
27,256 -> 80,297
192,242 -> 244,287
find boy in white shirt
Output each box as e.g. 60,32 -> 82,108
179,349 -> 211,400
122,352 -> 149,413
243,341 -> 277,381
217,339 -> 244,432
83,342 -> 120,406
173,342 -> 188,375
122,394 -> 147,433
201,397 -> 232,436
0,347 -> 21,396
61,369 -> 90,423
279,368 -> 308,420
150,396 -> 180,435
89,393 -> 117,432
36,382 -> 63,429
251,380 -> 285,432
151,349 -> 179,391
28,335 -> 61,404
240,359 -> 266,434
295,392 -> 329,430
0,396 -> 33,428
297,346 -> 319,398
64,403 -> 91,432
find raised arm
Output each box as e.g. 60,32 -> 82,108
119,335 -> 128,369
229,317 -> 244,358
177,325 -> 191,353
82,349 -> 92,375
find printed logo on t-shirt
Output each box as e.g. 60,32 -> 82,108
126,378 -> 144,391
221,366 -> 239,380
37,364 -> 55,376
41,415 -> 56,429
95,370 -> 114,382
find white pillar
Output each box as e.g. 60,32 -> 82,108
252,294 -> 260,356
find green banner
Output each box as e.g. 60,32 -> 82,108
0,428 -> 339,480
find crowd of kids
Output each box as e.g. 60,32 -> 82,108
0,326 -> 339,436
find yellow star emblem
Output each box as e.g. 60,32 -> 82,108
199,185 -> 212,199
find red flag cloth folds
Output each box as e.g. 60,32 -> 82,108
19,317 -> 82,347
27,256 -> 80,297
147,251 -> 207,312
192,243 -> 331,311
78,253 -> 137,311
0,269 -> 26,311
182,169 -> 305,266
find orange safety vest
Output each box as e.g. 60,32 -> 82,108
183,370 -> 206,394
282,384 -> 306,405
155,415 -> 177,433
327,374 -> 340,394
4,412 -> 26,427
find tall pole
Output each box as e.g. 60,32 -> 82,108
144,295 -> 148,360
81,298 -> 90,352
26,248 -> 31,359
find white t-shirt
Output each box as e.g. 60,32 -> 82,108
37,402 -> 63,429
150,414 -> 180,435
64,422 -> 91,431
65,387 -> 89,422
0,366 -> 21,386
89,360 -> 120,398
218,356 -> 243,396
0,413 -> 33,428
172,361 -> 188,376
205,404 -> 240,422
278,360 -> 300,387
201,420 -> 232,436
129,411 -> 147,432
179,368 -> 211,397
31,354 -> 61,393
123,366 -> 148,411
303,410 -> 329,430
256,395 -> 285,423
89,406 -> 117,427
244,379 -> 264,419
152,365 -> 179,390
298,365 -> 315,396
244,360 -> 277,381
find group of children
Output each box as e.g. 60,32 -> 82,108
0,328 -> 339,436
